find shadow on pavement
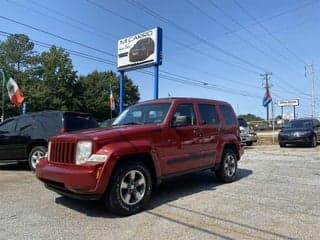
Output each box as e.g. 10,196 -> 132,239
0,161 -> 30,171
54,168 -> 252,218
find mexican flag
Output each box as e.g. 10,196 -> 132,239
2,70 -> 25,107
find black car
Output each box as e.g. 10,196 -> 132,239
129,37 -> 155,62
0,111 -> 98,170
278,118 -> 320,147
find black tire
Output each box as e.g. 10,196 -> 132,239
28,146 -> 47,171
246,141 -> 253,146
279,143 -> 286,148
215,149 -> 238,183
104,161 -> 152,216
310,135 -> 317,147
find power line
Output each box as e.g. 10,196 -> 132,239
0,15 -> 116,58
85,0 -> 261,75
126,0 -> 267,72
232,0 -> 307,65
0,30 -> 261,99
9,0 -> 117,42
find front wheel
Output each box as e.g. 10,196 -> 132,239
104,161 -> 152,216
215,149 -> 238,183
28,146 -> 47,171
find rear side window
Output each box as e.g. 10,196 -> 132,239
16,116 -> 33,133
198,104 -> 220,125
0,119 -> 16,133
64,115 -> 98,131
220,105 -> 237,126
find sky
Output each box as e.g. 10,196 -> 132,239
1,0 -> 319,119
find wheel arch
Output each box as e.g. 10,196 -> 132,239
26,140 -> 48,156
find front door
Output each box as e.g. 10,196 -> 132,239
162,103 -> 205,175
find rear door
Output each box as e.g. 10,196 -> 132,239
0,119 -> 18,160
197,103 -> 221,165
14,116 -> 33,159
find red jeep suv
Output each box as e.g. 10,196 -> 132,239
36,98 -> 243,215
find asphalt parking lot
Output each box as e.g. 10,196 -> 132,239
0,145 -> 319,240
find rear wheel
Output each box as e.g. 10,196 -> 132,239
311,135 -> 317,147
28,146 -> 47,171
246,141 -> 253,146
215,149 -> 238,183
104,161 -> 152,216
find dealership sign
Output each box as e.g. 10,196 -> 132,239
277,99 -> 299,107
117,27 -> 162,71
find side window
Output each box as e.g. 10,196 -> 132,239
173,103 -> 196,126
198,104 -> 220,125
220,105 -> 237,126
16,117 -> 33,133
0,119 -> 16,133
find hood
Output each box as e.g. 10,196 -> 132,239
52,124 -> 162,142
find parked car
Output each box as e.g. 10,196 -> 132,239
0,111 -> 98,170
238,118 -> 257,146
129,37 -> 155,62
278,118 -> 320,147
36,98 -> 243,216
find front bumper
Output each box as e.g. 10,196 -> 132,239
278,134 -> 313,145
36,158 -> 105,196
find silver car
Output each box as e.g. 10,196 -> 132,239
238,118 -> 257,146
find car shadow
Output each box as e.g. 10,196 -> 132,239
54,168 -> 252,218
0,162 -> 30,171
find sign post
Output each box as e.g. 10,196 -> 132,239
117,27 -> 163,112
277,99 -> 299,126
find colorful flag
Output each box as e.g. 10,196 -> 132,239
109,89 -> 115,111
262,88 -> 272,107
2,70 -> 24,107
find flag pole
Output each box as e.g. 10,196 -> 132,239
1,69 -> 4,122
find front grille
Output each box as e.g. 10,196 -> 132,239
49,142 -> 76,164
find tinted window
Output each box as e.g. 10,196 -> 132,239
173,103 -> 196,126
198,104 -> 219,125
16,116 -> 33,133
238,118 -> 248,127
0,119 -> 16,133
64,115 -> 98,131
220,105 -> 237,126
287,119 -> 313,129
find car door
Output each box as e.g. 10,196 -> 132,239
14,116 -> 33,159
0,119 -> 17,160
163,103 -> 205,175
197,103 -> 221,166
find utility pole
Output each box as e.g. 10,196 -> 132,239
261,72 -> 272,124
305,63 -> 316,117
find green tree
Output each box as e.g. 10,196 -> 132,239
78,71 -> 140,120
238,113 -> 264,122
34,46 -> 78,111
0,34 -> 40,118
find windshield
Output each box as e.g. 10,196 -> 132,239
112,103 -> 171,126
238,119 -> 248,127
286,119 -> 313,129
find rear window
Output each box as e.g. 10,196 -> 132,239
220,105 -> 237,126
64,114 -> 98,131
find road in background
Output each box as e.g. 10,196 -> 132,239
0,145 -> 319,240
